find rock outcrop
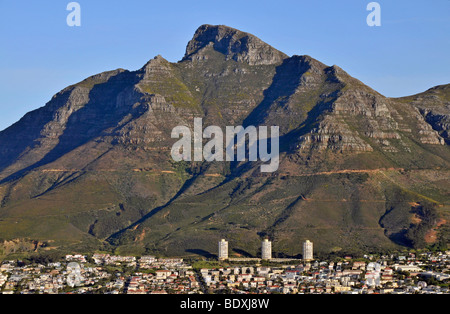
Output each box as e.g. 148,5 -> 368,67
183,24 -> 288,65
397,84 -> 450,144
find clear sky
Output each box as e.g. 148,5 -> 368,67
0,0 -> 449,131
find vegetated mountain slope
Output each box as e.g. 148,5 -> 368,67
0,25 -> 448,257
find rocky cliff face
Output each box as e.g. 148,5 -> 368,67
183,24 -> 288,65
397,84 -> 450,144
0,25 -> 448,257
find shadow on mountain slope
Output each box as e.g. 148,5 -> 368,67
0,71 -> 140,185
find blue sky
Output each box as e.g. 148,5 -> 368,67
0,0 -> 449,131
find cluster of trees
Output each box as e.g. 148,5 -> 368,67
406,201 -> 439,249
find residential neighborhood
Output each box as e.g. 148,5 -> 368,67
0,250 -> 449,294
198,251 -> 450,294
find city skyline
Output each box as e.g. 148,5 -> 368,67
2,249 -> 448,294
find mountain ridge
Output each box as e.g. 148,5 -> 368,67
0,24 -> 448,258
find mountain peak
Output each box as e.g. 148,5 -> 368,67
182,24 -> 288,65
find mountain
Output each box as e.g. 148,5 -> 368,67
0,25 -> 448,258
